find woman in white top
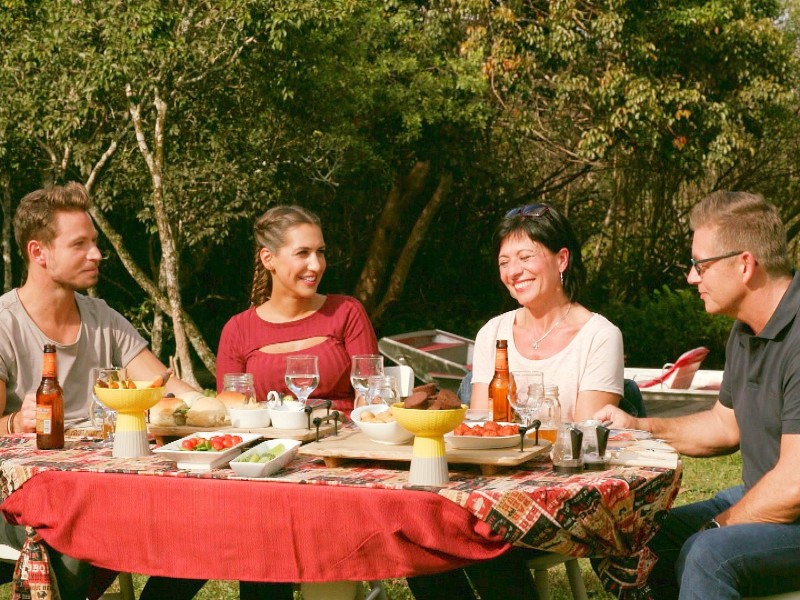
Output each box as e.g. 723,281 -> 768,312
407,203 -> 624,600
471,202 -> 624,421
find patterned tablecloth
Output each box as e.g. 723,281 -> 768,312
0,433 -> 681,599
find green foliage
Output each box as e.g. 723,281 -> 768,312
603,286 -> 733,369
1,0 -> 799,367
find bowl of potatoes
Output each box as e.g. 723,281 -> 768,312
351,404 -> 414,445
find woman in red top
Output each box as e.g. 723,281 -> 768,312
217,205 -> 378,414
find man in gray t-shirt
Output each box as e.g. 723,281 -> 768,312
1,182 -> 195,434
0,183 -> 202,599
596,191 -> 800,599
0,290 -> 148,425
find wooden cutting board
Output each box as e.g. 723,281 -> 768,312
298,429 -> 551,475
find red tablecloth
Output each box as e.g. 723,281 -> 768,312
2,470 -> 507,582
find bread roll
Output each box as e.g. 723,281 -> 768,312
150,397 -> 189,427
186,396 -> 227,427
216,391 -> 248,411
175,390 -> 205,408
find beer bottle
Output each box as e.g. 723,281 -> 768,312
36,344 -> 64,449
489,339 -> 513,422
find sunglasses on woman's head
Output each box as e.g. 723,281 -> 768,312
505,204 -> 550,218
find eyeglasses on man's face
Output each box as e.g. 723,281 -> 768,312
689,250 -> 743,277
505,204 -> 550,219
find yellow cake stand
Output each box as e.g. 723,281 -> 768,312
94,383 -> 164,458
391,403 -> 467,486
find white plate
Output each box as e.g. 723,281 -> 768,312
444,422 -> 522,449
609,429 -> 652,443
153,432 -> 262,471
229,439 -> 301,478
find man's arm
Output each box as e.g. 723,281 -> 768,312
717,433 -> 800,525
594,399 -> 740,457
0,380 -> 36,433
124,349 -> 198,396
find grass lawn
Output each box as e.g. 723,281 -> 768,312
0,453 -> 742,599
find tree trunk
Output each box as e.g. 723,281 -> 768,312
89,206 -> 217,376
83,136 -> 217,376
371,171 -> 453,325
1,175 -> 12,292
354,160 -> 431,314
127,84 -> 199,389
151,260 -> 167,359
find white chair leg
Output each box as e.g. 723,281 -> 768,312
98,572 -> 136,600
532,567 -> 551,600
564,559 -> 589,600
365,580 -> 387,600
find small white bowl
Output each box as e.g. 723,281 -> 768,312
230,439 -> 301,478
269,401 -> 309,430
351,405 -> 414,445
229,405 -> 271,428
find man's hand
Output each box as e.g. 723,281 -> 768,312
17,392 -> 37,432
593,404 -> 640,430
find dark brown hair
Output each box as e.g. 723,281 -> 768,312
14,182 -> 93,265
495,203 -> 586,301
249,205 -> 322,305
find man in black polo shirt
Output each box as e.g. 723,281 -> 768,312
596,190 -> 800,599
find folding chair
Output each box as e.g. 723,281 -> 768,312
637,347 -> 709,390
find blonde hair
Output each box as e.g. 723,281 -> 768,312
690,191 -> 791,276
249,205 -> 322,305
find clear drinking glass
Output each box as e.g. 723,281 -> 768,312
284,355 -> 319,406
508,371 -> 544,426
351,355 -> 384,408
90,367 -> 125,447
363,375 -> 400,408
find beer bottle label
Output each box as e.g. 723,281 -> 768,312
36,405 -> 53,435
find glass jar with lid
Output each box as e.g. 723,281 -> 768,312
363,375 -> 400,408
536,384 -> 561,443
222,372 -> 257,405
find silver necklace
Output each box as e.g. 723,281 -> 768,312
531,304 -> 572,350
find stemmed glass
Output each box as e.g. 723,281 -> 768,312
284,355 -> 319,407
508,371 -> 544,427
351,355 -> 384,409
90,367 -> 125,447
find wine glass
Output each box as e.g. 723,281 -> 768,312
508,371 -> 544,426
351,355 -> 384,409
284,355 -> 319,406
90,367 -> 126,447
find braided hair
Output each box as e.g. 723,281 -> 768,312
249,205 -> 322,306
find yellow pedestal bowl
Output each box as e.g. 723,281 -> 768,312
391,403 -> 467,486
94,383 -> 165,458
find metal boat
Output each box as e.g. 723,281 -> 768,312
624,367 -> 722,416
378,329 -> 473,391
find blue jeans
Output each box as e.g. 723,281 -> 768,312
648,486 -> 800,599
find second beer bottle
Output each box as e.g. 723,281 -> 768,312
489,339 -> 514,422
36,344 -> 64,449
